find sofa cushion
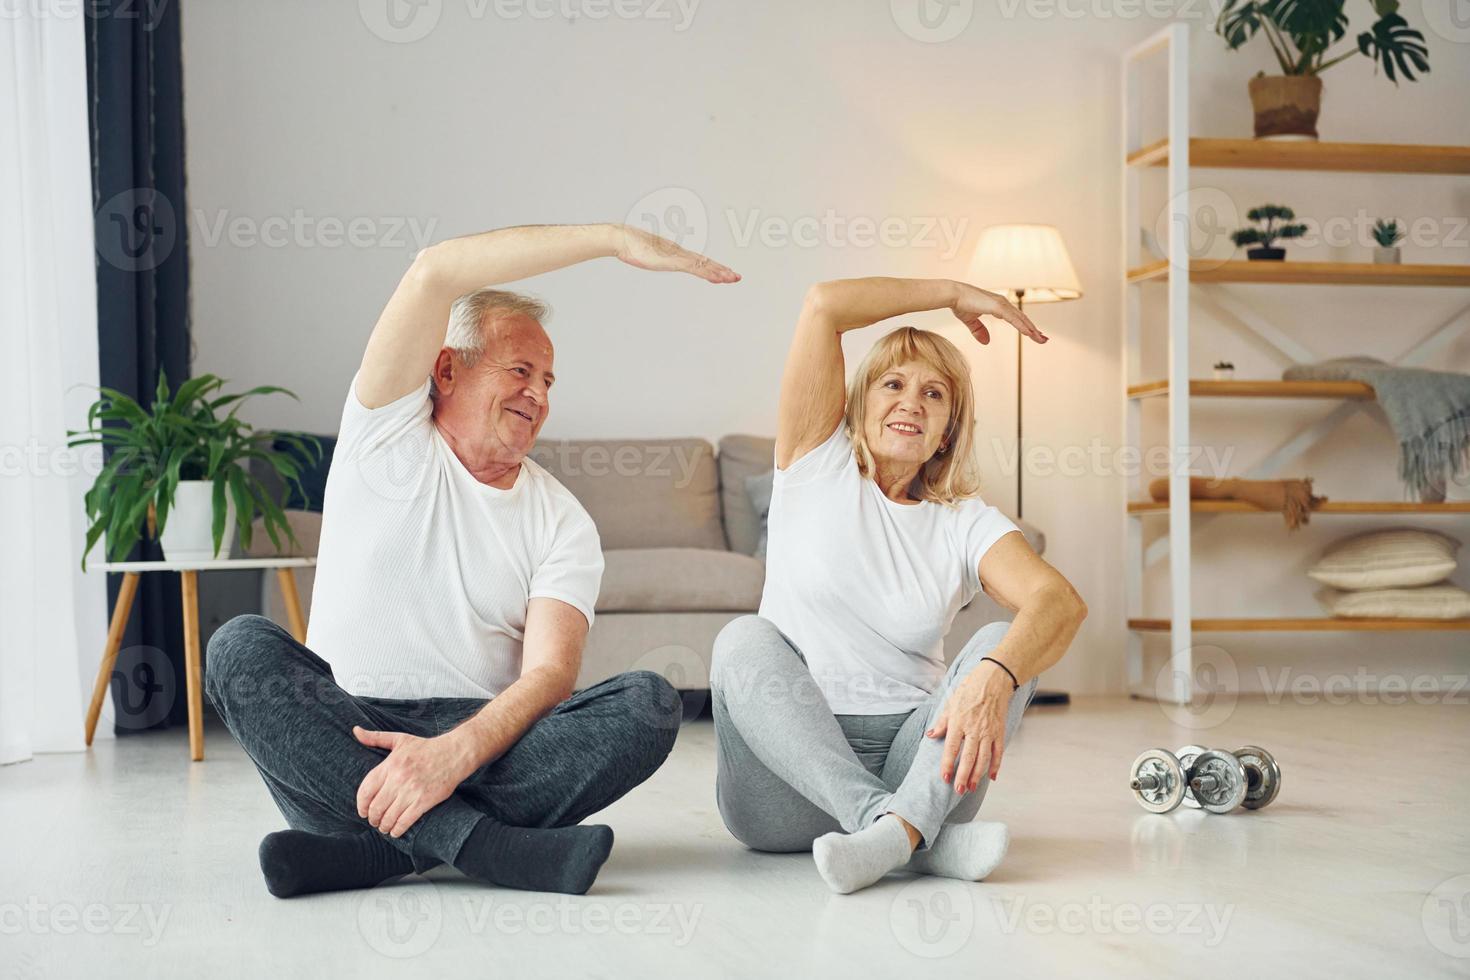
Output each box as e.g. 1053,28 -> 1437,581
596,548 -> 765,613
530,438 -> 725,551
719,435 -> 776,555
745,471 -> 774,559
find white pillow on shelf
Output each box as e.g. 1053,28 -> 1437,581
1316,585 -> 1470,620
1306,528 -> 1460,590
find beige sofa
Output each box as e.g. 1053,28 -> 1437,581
252,435 -> 1044,693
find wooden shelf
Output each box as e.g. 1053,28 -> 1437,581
1128,500 -> 1470,514
1129,617 -> 1470,632
1127,379 -> 1375,399
1126,138 -> 1470,175
1127,259 -> 1470,287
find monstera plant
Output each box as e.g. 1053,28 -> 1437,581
1215,0 -> 1431,138
68,372 -> 320,567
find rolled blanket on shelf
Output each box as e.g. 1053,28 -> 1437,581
1148,476 -> 1326,529
1283,357 -> 1470,501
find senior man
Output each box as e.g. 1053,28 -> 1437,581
206,223 -> 739,898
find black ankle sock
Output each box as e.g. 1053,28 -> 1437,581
451,818 -> 614,895
258,830 -> 415,899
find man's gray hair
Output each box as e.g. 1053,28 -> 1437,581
431,288 -> 549,397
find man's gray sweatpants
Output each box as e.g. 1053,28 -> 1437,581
711,615 -> 1038,852
205,615 -> 682,873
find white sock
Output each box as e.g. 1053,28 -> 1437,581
811,815 -> 913,895
906,820 -> 1010,882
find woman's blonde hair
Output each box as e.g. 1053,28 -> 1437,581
844,326 -> 983,505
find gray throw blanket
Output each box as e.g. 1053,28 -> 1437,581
1283,357 -> 1470,499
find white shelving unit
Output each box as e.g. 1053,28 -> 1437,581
1120,24 -> 1470,704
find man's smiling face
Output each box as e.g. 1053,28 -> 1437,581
432,313 -> 555,461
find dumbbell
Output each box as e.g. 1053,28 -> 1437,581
1174,744 -> 1248,813
1129,745 -> 1282,814
1128,748 -> 1188,813
1179,744 -> 1282,812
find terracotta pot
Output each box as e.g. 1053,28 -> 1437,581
1248,74 -> 1322,140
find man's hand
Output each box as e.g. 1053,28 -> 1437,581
926,666 -> 1016,794
950,283 -> 1047,347
353,726 -> 479,838
613,225 -> 741,283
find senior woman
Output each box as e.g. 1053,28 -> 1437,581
710,276 -> 1087,894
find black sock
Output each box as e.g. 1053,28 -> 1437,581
258,829 -> 415,899
451,818 -> 614,895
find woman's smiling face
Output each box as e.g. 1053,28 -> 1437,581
862,359 -> 951,474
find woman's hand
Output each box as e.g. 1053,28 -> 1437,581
951,283 -> 1047,347
614,225 -> 741,283
927,664 -> 1016,793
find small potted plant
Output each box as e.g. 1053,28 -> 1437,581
1372,218 -> 1404,264
1231,205 -> 1308,261
1213,361 -> 1236,380
68,372 -> 320,567
1215,0 -> 1431,140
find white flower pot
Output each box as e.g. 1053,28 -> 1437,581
1373,246 -> 1401,265
159,480 -> 235,562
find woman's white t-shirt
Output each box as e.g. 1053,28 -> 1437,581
758,425 -> 1020,714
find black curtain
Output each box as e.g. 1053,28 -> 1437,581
85,3 -> 193,734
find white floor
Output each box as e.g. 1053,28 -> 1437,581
3,696 -> 1467,979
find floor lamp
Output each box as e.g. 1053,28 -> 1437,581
970,224 -> 1082,706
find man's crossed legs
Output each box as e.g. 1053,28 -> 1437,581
205,615 -> 681,897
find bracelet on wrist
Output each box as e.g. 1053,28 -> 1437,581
980,656 -> 1019,692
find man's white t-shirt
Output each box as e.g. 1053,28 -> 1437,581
305,375 -> 603,700
758,425 -> 1020,714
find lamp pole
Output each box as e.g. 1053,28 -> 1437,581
1013,287 -> 1070,706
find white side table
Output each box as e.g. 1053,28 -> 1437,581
86,557 -> 316,761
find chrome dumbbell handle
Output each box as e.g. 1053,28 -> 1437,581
1190,773 -> 1221,794
1131,774 -> 1163,792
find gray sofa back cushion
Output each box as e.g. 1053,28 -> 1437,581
718,434 -> 776,555
529,438 -> 726,551
597,547 -> 765,613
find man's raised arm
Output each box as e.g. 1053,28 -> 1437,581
356,223 -> 741,409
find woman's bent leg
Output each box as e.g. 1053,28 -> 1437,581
710,616 -> 894,848
881,621 -> 1040,846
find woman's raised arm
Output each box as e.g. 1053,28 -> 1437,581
775,278 -> 1045,469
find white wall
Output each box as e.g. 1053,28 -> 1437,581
180,0 -> 1470,696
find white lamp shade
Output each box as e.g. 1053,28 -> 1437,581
969,224 -> 1082,304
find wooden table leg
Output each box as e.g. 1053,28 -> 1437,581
277,567 -> 308,643
181,570 -> 204,762
84,572 -> 141,746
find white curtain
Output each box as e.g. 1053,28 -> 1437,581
0,8 -> 108,763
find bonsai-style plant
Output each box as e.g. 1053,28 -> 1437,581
68,372 -> 321,568
1231,205 -> 1309,260
1371,218 -> 1405,263
1215,0 -> 1431,138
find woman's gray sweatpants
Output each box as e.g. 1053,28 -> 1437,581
711,615 -> 1038,852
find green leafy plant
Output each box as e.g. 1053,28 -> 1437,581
1231,205 -> 1310,250
1372,218 -> 1405,247
67,372 -> 322,568
1216,0 -> 1430,83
